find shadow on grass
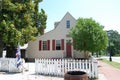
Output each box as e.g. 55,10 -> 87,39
89,78 -> 98,80
99,58 -> 120,70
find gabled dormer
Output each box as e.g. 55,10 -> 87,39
54,12 -> 76,31
49,12 -> 76,38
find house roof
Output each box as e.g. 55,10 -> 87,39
36,12 -> 76,39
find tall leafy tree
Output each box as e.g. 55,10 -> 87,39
34,0 -> 47,35
0,0 -> 47,57
70,18 -> 108,58
107,30 -> 120,56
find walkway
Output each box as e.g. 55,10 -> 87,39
98,60 -> 120,80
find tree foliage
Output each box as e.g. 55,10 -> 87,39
107,30 -> 120,56
0,0 -> 47,57
70,18 -> 108,54
34,0 -> 47,35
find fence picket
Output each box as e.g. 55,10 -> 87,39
35,58 -> 98,78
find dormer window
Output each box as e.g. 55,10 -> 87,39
66,20 -> 70,28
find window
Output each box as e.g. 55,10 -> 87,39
56,40 -> 61,50
66,20 -> 70,28
43,41 -> 47,50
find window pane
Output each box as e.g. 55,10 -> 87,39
66,20 -> 70,28
56,40 -> 61,50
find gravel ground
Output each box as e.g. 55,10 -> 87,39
0,62 -> 107,80
0,63 -> 64,80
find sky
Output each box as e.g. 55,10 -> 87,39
39,0 -> 120,33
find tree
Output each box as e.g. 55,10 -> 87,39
107,30 -> 120,56
0,0 -> 47,57
70,18 -> 108,58
34,0 -> 47,35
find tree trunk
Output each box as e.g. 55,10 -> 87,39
6,45 -> 16,58
84,51 -> 89,59
0,40 -> 3,57
96,53 -> 99,57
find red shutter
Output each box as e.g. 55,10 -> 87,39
47,40 -> 50,50
61,39 -> 64,50
52,40 -> 55,50
39,40 -> 42,51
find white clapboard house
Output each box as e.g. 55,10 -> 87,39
26,12 -> 89,60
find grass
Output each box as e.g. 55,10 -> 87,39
101,58 -> 120,70
89,78 -> 97,80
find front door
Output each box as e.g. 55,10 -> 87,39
66,43 -> 72,57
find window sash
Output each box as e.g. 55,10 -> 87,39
66,20 -> 70,28
43,41 -> 47,50
56,40 -> 61,50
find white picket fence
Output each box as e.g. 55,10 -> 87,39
0,58 -> 25,72
35,58 -> 98,78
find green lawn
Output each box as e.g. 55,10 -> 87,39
101,58 -> 120,70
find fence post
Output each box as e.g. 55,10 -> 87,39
88,60 -> 91,78
62,59 -> 65,76
64,59 -> 67,73
91,58 -> 95,78
35,59 -> 37,74
93,59 -> 98,78
73,59 -> 75,70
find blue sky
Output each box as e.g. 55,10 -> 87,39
39,0 -> 120,33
